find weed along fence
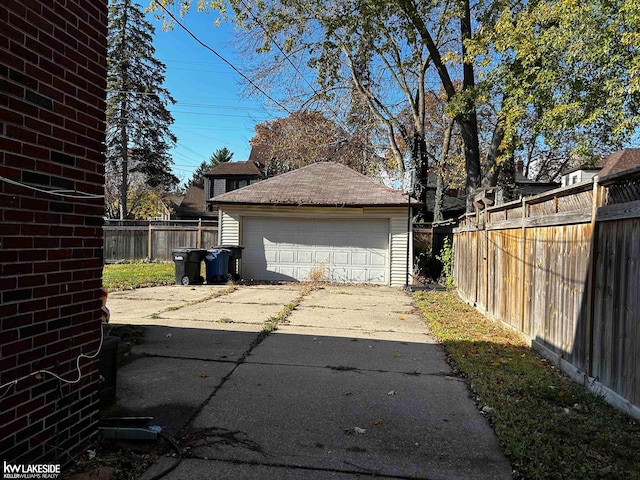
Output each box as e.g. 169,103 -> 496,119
452,170 -> 640,419
104,219 -> 219,262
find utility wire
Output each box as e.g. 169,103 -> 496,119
235,0 -> 349,130
236,0 -> 319,97
156,2 -> 292,115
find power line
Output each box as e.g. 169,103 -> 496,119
156,2 -> 292,115
236,0 -> 319,97
170,110 -> 271,118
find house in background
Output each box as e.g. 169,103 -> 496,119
203,160 -> 263,213
561,166 -> 602,187
173,179 -> 216,221
558,149 -> 640,187
494,160 -> 560,205
560,157 -> 607,187
175,160 -> 264,220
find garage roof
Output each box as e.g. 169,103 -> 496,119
212,162 -> 417,207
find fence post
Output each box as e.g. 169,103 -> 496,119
584,177 -> 604,382
197,218 -> 202,248
484,209 -> 489,313
148,222 -> 153,261
519,196 -> 527,332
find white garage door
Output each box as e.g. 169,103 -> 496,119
242,217 -> 389,284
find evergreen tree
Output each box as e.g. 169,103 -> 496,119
106,0 -> 178,219
497,156 -> 518,203
210,147 -> 234,168
185,148 -> 234,189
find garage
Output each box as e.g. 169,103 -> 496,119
242,217 -> 389,283
213,162 -> 416,287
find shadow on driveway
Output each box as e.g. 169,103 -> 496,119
105,285 -> 512,480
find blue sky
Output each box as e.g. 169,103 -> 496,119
147,10 -> 282,184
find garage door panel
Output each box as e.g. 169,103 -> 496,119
279,266 -> 295,278
349,268 -> 367,282
315,251 -> 331,264
264,250 -> 278,262
351,252 -> 368,265
298,266 -> 311,278
370,252 -> 386,266
368,269 -> 386,283
242,217 -> 389,284
334,252 -> 349,265
297,251 -> 313,263
279,250 -> 295,263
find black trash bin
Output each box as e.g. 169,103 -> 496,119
215,245 -> 244,280
172,248 -> 206,285
204,249 -> 230,284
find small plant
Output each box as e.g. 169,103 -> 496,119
217,317 -> 233,323
436,237 -> 455,289
308,263 -> 326,284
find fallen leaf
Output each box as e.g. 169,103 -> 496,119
199,373 -> 209,378
374,418 -> 383,425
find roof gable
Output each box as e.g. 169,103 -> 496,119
212,162 -> 415,207
176,181 -> 205,216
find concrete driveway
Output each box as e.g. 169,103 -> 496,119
107,284 -> 512,479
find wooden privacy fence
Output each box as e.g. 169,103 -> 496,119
452,171 -> 640,419
104,220 -> 219,262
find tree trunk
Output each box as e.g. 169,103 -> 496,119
459,0 -> 481,210
457,114 -> 481,209
410,131 -> 429,220
433,117 -> 454,223
118,4 -> 129,220
483,120 -> 505,188
119,117 -> 128,220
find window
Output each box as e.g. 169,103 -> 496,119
225,178 -> 248,192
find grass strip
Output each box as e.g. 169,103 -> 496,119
103,262 -> 175,292
252,284 -> 318,347
414,289 -> 640,480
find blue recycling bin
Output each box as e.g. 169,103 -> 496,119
204,249 -> 230,283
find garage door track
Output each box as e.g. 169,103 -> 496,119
108,284 -> 512,479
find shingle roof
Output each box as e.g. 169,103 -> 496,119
212,162 -> 416,207
205,160 -> 262,177
598,148 -> 640,180
175,181 -> 217,218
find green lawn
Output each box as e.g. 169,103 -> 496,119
415,290 -> 640,480
102,262 -> 175,292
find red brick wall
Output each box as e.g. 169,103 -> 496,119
0,0 -> 107,465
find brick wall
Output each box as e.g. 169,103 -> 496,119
0,0 -> 107,465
